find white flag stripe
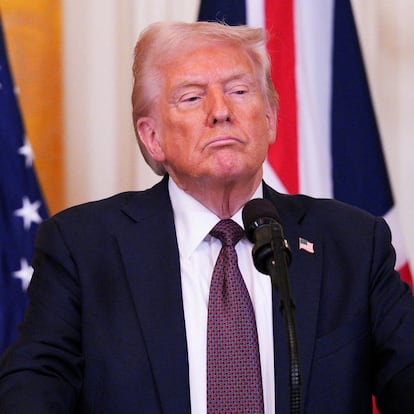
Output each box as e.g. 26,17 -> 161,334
296,0 -> 334,198
246,0 -> 264,28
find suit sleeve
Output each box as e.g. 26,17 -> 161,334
370,218 -> 414,412
0,217 -> 83,413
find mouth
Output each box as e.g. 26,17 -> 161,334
204,135 -> 243,149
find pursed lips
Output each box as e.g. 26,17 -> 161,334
203,135 -> 244,150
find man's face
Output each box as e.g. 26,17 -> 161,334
138,42 -> 276,190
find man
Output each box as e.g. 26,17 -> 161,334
1,21 -> 414,413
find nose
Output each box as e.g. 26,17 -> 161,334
207,88 -> 232,126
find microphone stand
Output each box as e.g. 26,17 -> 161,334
267,226 -> 301,414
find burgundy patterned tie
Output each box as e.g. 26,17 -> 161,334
207,219 -> 264,413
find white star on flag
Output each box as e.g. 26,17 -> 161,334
299,237 -> 314,254
12,258 -> 34,290
14,196 -> 43,230
17,137 -> 34,168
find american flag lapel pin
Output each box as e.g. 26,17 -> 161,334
299,237 -> 314,254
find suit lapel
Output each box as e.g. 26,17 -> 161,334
115,178 -> 190,413
265,184 -> 323,412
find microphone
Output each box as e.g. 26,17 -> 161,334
242,198 -> 291,277
242,198 -> 301,414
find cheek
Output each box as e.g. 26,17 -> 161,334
164,114 -> 202,143
158,121 -> 194,159
247,112 -> 272,142
249,104 -> 276,145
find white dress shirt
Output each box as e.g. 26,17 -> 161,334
168,177 -> 275,414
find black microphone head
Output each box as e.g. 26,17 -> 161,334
242,198 -> 281,242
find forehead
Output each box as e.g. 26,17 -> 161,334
160,42 -> 256,87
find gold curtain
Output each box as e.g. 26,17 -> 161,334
2,0 -> 63,214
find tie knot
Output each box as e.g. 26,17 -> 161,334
210,219 -> 245,247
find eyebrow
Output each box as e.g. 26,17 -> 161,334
170,71 -> 256,96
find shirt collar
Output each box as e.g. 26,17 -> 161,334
168,177 -> 263,259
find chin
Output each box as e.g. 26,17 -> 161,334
213,166 -> 257,183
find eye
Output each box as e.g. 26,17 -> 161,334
184,95 -> 200,102
178,92 -> 203,105
229,86 -> 249,96
227,77 -> 254,96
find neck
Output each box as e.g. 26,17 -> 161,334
171,172 -> 263,219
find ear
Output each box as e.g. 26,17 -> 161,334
136,117 -> 165,162
265,105 -> 277,145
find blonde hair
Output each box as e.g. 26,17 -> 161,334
132,21 -> 278,175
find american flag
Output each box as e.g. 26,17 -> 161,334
0,16 -> 48,354
299,237 -> 314,254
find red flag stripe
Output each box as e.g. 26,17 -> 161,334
265,0 -> 299,194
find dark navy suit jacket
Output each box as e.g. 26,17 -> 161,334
1,176 -> 414,413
